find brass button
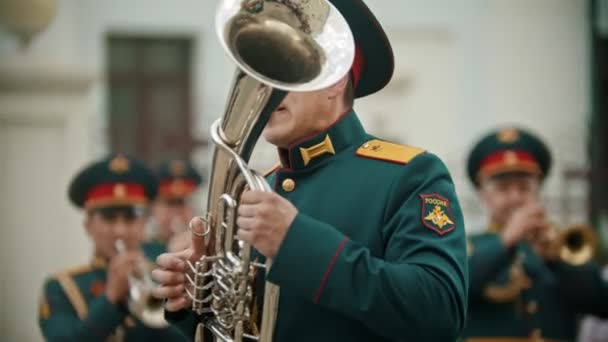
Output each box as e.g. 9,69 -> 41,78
282,178 -> 295,192
526,300 -> 538,314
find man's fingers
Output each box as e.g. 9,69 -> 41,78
165,297 -> 191,312
523,202 -> 546,217
237,229 -> 254,243
151,269 -> 185,286
240,190 -> 269,205
237,204 -> 257,218
156,253 -> 187,271
152,284 -> 185,300
189,216 -> 208,258
236,216 -> 258,231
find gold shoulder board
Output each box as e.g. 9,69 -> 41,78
356,139 -> 425,164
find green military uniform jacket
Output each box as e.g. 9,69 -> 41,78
169,111 -> 468,341
464,231 -> 608,342
142,240 -> 167,261
39,255 -> 191,341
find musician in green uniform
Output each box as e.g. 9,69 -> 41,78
144,159 -> 203,256
462,127 -> 608,342
151,1 -> 469,341
38,154 -> 191,341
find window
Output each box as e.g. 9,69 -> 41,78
106,35 -> 197,165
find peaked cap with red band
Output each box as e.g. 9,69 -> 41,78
467,127 -> 552,187
68,154 -> 158,209
156,159 -> 203,199
329,0 -> 394,98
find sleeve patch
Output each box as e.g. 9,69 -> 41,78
420,193 -> 456,236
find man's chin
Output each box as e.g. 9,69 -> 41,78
262,129 -> 289,148
262,133 -> 282,147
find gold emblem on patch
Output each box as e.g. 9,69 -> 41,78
113,183 -> 127,198
420,194 -> 456,236
424,206 -> 454,229
170,160 -> 186,176
497,128 -> 520,143
109,155 -> 130,173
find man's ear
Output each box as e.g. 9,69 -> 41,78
326,74 -> 349,99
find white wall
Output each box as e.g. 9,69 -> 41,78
0,1 -> 94,340
0,60 -> 96,341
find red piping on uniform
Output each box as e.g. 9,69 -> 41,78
313,236 -> 349,304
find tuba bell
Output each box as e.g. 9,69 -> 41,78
185,0 -> 355,341
114,239 -> 169,328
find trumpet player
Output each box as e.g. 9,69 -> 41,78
152,0 -> 469,341
38,154 -> 191,341
146,159 -> 204,255
463,128 -> 608,342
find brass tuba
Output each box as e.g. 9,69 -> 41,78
114,239 -> 169,328
185,1 -> 354,341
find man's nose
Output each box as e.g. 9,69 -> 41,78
507,186 -> 525,205
113,218 -> 129,237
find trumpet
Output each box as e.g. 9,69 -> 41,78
115,239 -> 169,328
535,224 -> 598,266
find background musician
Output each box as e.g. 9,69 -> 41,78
145,159 -> 203,255
463,128 -> 608,342
38,154 -> 190,341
